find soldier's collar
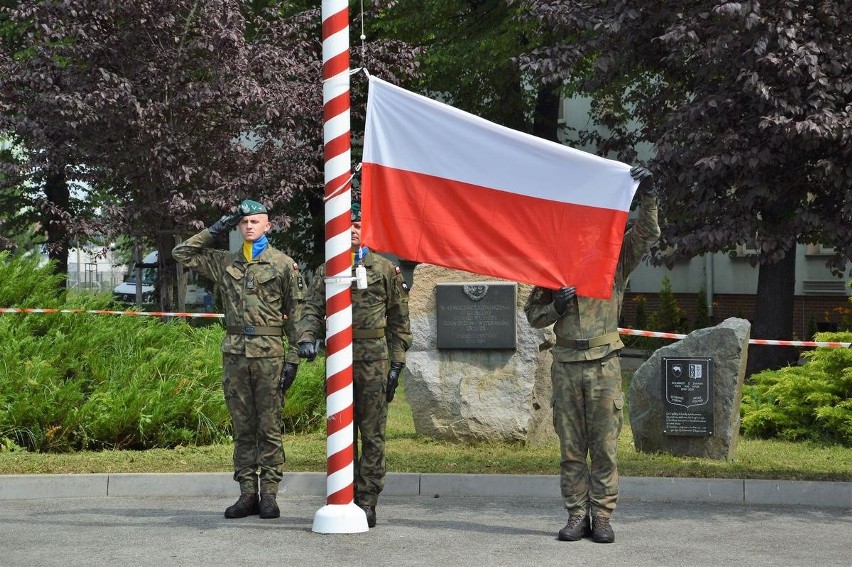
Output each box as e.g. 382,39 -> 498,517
354,245 -> 372,266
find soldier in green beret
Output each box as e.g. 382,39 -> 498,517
296,201 -> 411,528
173,199 -> 304,520
524,167 -> 660,544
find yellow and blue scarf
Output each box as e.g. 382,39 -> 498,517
243,234 -> 269,262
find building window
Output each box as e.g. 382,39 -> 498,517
805,243 -> 836,256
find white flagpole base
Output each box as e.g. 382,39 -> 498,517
311,503 -> 369,534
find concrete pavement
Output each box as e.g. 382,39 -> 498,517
1,472 -> 850,566
2,471 -> 851,508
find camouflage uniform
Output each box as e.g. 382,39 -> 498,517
298,248 -> 411,507
173,229 -> 303,495
524,195 -> 659,519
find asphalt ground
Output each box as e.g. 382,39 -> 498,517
2,494 -> 850,567
1,472 -> 851,567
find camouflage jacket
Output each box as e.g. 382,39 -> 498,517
172,229 -> 303,362
298,249 -> 411,363
524,195 -> 660,362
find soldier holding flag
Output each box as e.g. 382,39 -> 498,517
524,167 -> 660,543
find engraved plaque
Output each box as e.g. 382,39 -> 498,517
436,283 -> 516,349
662,357 -> 713,436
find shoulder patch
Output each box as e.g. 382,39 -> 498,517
395,266 -> 401,274
293,262 -> 299,270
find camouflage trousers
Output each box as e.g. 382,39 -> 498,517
551,353 -> 624,518
353,358 -> 389,507
222,354 -> 285,495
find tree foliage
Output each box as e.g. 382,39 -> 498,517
0,0 -> 106,276
1,1 -> 322,302
0,1 -> 416,306
519,0 -> 851,262
518,1 -> 852,371
374,0 -> 564,140
269,1 -> 420,269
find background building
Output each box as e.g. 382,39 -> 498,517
558,95 -> 851,338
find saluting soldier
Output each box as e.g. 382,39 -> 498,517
524,167 -> 660,544
296,202 -> 411,528
173,199 -> 304,520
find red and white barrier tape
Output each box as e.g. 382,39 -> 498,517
1,308 -> 848,347
0,307 -> 223,318
617,327 -> 851,348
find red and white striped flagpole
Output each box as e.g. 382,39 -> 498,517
313,0 -> 367,534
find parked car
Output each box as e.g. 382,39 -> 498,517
113,251 -> 210,306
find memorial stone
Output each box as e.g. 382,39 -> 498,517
628,317 -> 750,460
404,264 -> 557,444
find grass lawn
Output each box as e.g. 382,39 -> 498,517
2,380 -> 851,481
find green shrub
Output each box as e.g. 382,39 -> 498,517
694,286 -> 713,330
0,293 -> 230,451
623,276 -> 687,352
741,331 -> 852,446
0,252 -> 327,452
0,252 -> 65,309
622,295 -> 659,351
650,275 -> 687,334
283,358 -> 327,433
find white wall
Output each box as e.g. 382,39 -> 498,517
628,246 -> 851,297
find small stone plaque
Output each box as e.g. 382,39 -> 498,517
662,357 -> 714,436
436,282 -> 516,349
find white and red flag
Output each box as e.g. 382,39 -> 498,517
361,76 -> 639,299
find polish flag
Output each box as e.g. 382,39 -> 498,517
361,76 -> 639,299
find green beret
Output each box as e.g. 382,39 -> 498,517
351,202 -> 361,222
239,199 -> 268,215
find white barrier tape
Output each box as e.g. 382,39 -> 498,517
617,327 -> 851,348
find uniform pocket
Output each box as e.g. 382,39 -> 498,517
225,266 -> 245,282
252,266 -> 280,301
352,270 -> 385,311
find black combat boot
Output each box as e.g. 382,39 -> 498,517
359,504 -> 377,528
591,515 -> 615,543
259,493 -> 280,519
557,513 -> 590,541
224,494 -> 259,519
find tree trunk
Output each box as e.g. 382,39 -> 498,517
533,86 -> 560,143
43,169 -> 69,288
156,225 -> 179,312
497,63 -> 527,133
747,245 -> 799,376
175,234 -> 187,314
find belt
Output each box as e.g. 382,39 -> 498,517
556,331 -> 620,350
352,328 -> 385,339
226,325 -> 283,336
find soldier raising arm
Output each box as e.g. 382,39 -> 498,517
524,166 -> 660,544
173,199 -> 304,520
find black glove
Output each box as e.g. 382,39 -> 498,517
278,362 -> 298,394
629,165 -> 656,198
386,362 -> 404,403
553,286 -> 576,316
297,340 -> 317,362
208,213 -> 242,236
